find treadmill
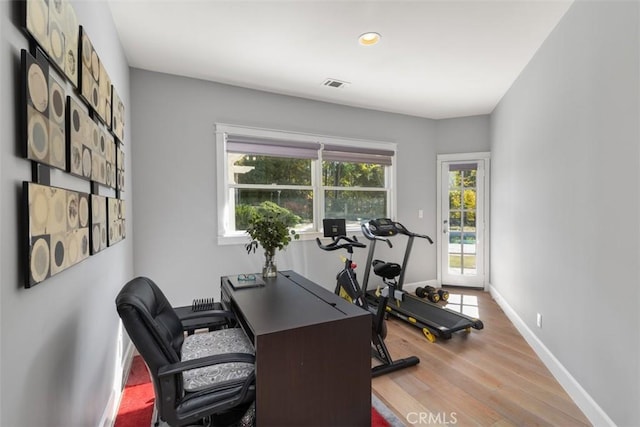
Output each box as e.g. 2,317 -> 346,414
361,219 -> 484,342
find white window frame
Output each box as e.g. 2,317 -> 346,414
216,123 -> 397,245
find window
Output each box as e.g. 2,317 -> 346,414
216,124 -> 396,242
322,144 -> 390,228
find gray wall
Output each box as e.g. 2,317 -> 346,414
491,1 -> 639,425
0,2 -> 132,426
131,69 -> 471,304
131,71 -> 490,306
435,114 -> 491,154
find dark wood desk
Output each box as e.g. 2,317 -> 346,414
221,270 -> 371,426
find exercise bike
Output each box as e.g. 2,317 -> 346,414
316,220 -> 420,377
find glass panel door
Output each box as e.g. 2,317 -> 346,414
441,160 -> 486,287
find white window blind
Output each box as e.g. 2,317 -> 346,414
322,144 -> 394,166
226,134 -> 321,159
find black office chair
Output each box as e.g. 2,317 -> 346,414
115,277 -> 256,426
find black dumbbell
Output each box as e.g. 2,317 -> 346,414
416,286 -> 449,302
426,285 -> 449,302
415,286 -> 440,303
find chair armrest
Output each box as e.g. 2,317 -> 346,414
174,306 -> 237,332
158,353 -> 255,378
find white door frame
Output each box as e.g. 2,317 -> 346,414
436,152 -> 490,290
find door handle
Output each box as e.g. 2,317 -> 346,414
443,219 -> 448,234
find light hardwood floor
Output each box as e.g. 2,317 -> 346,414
371,288 -> 591,426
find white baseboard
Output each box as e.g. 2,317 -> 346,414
99,342 -> 135,427
489,285 -> 615,427
98,390 -> 118,427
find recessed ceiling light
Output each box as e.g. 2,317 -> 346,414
358,32 -> 381,46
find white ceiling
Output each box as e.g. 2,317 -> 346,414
107,0 -> 573,119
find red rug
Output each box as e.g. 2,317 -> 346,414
114,356 -> 154,427
115,356 -> 390,427
372,406 -> 391,427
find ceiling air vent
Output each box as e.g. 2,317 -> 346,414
322,78 -> 350,89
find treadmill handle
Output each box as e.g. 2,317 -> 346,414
420,234 -> 434,244
361,223 -> 393,248
393,221 -> 434,244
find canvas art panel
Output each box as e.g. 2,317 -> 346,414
25,182 -> 90,287
107,198 -> 125,246
99,61 -> 113,126
90,194 -> 108,254
116,142 -> 125,193
111,87 -> 125,142
67,97 -> 116,188
79,27 -> 112,126
90,126 -> 115,187
25,0 -> 79,86
105,133 -> 117,188
23,49 -> 67,171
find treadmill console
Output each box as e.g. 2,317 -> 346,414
367,218 -> 398,236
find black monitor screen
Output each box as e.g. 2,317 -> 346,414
323,218 -> 346,238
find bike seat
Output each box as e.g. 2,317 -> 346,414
372,259 -> 402,280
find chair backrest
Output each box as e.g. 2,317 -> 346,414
116,277 -> 185,374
